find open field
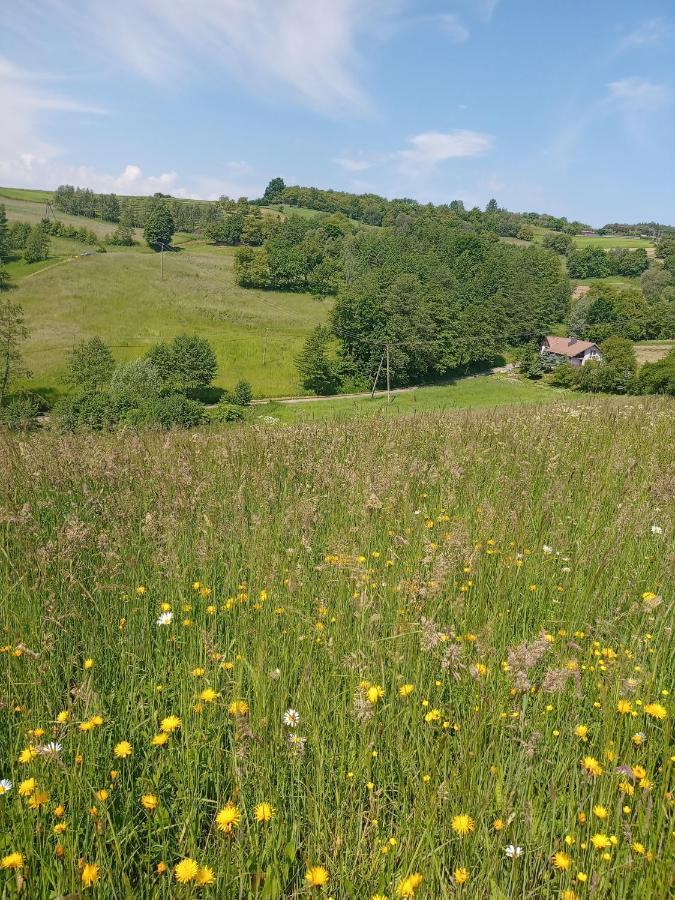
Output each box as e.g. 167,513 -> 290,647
0,192 -> 128,240
0,398 -> 672,897
634,340 -> 675,364
255,375 -> 564,423
10,248 -> 331,399
0,186 -> 54,203
573,236 -> 654,250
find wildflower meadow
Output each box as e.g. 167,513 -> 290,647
0,398 -> 672,898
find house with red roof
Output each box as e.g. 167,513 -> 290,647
540,336 -> 602,367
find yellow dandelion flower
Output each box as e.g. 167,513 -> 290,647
18,746 -> 37,764
18,778 -> 36,797
113,741 -> 132,759
195,865 -> 215,886
451,814 -> 475,836
1,853 -> 24,870
590,833 -> 611,851
141,794 -> 158,810
254,802 -> 275,823
644,702 -> 667,720
632,764 -> 647,780
581,756 -> 603,777
151,732 -> 169,746
493,818 -> 505,831
552,851 -> 572,870
215,803 -> 241,833
399,684 -> 415,697
156,862 -> 168,875
593,805 -> 608,820
616,699 -> 632,714
631,842 -> 646,855
175,858 -> 199,884
574,725 -> 588,741
81,862 -> 100,887
160,715 -> 181,734
366,685 -> 384,704
199,688 -> 219,703
227,700 -> 249,717
395,873 -> 423,897
56,711 -> 69,724
305,865 -> 329,888
454,866 -> 469,884
83,659 -> 94,670
95,789 -> 108,802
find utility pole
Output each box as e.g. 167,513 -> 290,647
370,347 -> 386,399
386,342 -> 391,404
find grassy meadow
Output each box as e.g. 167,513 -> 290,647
9,248 -> 331,400
255,375 -> 563,423
0,398 -> 672,898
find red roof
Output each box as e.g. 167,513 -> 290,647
543,336 -> 598,358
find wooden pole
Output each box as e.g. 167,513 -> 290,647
370,347 -> 385,399
386,343 -> 391,404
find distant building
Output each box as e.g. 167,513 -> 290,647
580,230 -> 597,237
540,336 -> 602,367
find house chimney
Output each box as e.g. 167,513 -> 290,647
568,335 -> 577,346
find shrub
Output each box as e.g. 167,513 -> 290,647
54,392 -> 117,431
0,394 -> 40,431
231,380 -> 253,406
110,359 -> 162,412
211,402 -> 246,423
124,395 -> 205,429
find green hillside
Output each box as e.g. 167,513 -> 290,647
10,247 -> 330,399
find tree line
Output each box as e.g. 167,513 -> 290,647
259,178 -> 591,236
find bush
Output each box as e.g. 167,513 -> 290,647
0,395 -> 40,431
632,350 -> 675,395
110,359 -> 162,412
231,380 -> 252,406
123,395 -> 205,429
211,402 -> 246,423
54,393 -> 117,431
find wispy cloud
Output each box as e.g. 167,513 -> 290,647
548,76 -> 670,167
0,56 -> 105,181
28,0 -> 406,117
616,17 -> 672,52
438,14 -> 471,43
397,130 -> 492,171
607,76 -> 669,111
335,129 -> 492,178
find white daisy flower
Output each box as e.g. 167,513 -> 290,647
505,845 -> 523,858
38,742 -> 62,756
542,545 -> 553,554
283,708 -> 300,728
0,779 -> 13,795
156,611 -> 173,626
651,525 -> 663,535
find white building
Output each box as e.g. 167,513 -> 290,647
540,336 -> 602,367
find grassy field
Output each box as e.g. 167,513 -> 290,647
573,236 -> 653,250
634,340 -> 675,364
0,186 -> 55,203
255,375 -> 563,423
10,248 -> 331,399
0,398 -> 672,898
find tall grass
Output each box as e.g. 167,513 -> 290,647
0,398 -> 672,898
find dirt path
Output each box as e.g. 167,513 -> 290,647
247,367 -> 516,407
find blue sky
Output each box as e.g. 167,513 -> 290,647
2,0 -> 674,225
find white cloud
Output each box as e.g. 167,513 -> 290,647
617,17 -> 671,51
607,77 -> 669,111
334,130 -> 492,180
438,14 -> 471,43
32,0 -> 404,116
397,130 -> 492,173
